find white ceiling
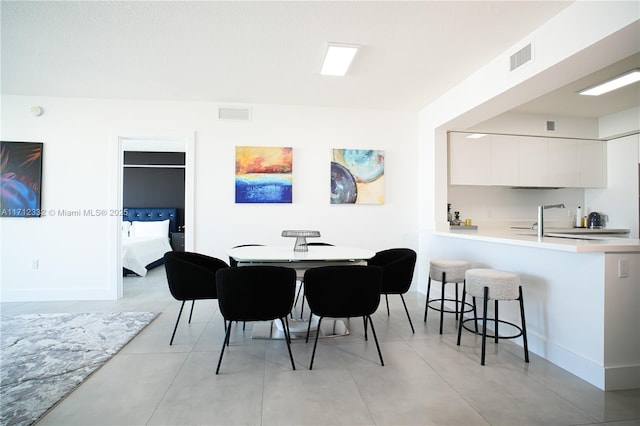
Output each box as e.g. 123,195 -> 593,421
1,1 -> 637,117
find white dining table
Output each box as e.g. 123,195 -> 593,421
226,245 -> 376,339
227,245 -> 375,275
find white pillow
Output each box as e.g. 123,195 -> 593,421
121,221 -> 132,239
130,219 -> 169,238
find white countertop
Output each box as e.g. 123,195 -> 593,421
436,227 -> 640,253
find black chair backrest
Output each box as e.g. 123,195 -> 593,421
228,244 -> 264,267
216,266 -> 296,322
367,248 -> 417,293
303,265 -> 383,318
164,251 -> 228,301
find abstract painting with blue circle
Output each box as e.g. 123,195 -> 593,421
331,149 -> 384,204
1,141 -> 43,217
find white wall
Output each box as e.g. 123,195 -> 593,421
0,96 -> 418,301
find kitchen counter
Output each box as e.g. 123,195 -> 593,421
437,226 -> 639,253
429,226 -> 640,391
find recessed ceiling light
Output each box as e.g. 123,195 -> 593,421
578,69 -> 640,96
466,133 -> 487,139
320,43 -> 360,76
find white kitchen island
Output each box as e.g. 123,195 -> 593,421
429,227 -> 640,391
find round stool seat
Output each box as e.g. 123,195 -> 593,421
429,259 -> 470,282
465,268 -> 520,300
425,259 -> 472,334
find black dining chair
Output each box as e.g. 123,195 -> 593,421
367,248 -> 417,333
303,265 -> 384,370
215,266 -> 297,374
164,251 -> 229,345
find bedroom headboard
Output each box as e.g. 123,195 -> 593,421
123,207 -> 178,233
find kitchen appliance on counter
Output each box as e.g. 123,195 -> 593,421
588,212 -> 604,229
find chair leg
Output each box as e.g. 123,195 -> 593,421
363,316 -> 368,340
300,288 -> 305,320
456,285 -> 466,346
519,286 -> 530,363
424,276 -> 432,322
188,300 -> 196,323
385,294 -> 390,316
367,315 -> 384,366
455,282 -> 460,320
309,317 -> 324,370
472,295 -> 478,332
494,299 -> 499,344
293,281 -> 304,319
305,314 -> 313,343
399,294 -> 415,333
439,279 -> 446,334
481,286 -> 489,366
169,300 -> 186,345
216,320 -> 232,374
294,281 -> 303,305
280,317 -> 296,370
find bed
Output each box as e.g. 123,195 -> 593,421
121,207 -> 177,276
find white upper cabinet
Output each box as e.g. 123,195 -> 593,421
448,132 -> 607,188
518,136 -> 548,187
491,134 -> 519,185
548,138 -> 578,187
448,132 -> 491,185
577,139 -> 607,187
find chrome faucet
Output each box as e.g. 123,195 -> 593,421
537,204 -> 565,238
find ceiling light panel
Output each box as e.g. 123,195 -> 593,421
578,69 -> 640,96
320,43 -> 360,76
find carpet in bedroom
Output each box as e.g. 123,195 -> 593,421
0,311 -> 158,426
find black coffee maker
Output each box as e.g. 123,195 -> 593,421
588,212 -> 603,229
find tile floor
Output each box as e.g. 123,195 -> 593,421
2,265 -> 639,426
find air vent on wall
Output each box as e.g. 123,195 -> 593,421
218,107 -> 251,121
510,43 -> 532,71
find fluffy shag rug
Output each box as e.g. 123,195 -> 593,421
0,311 -> 158,426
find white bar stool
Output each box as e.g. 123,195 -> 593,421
424,259 -> 473,334
457,268 -> 529,365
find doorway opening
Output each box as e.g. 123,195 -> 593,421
112,134 -> 195,299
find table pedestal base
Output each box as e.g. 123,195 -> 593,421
251,317 -> 349,340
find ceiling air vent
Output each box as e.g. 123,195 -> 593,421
218,107 -> 251,121
510,43 -> 532,71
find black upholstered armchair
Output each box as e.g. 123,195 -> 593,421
164,251 -> 229,345
367,248 -> 417,333
303,265 -> 384,369
215,266 -> 297,374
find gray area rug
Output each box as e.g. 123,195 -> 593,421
0,311 -> 159,426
